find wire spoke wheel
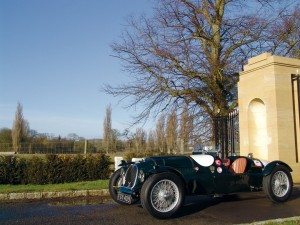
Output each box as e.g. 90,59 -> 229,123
115,177 -> 123,189
271,171 -> 289,198
263,165 -> 293,203
150,179 -> 179,213
109,169 -> 137,205
141,172 -> 185,218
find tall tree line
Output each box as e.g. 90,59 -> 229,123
12,102 -> 29,153
102,105 -> 194,154
103,105 -> 112,154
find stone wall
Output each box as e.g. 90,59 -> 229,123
238,53 -> 300,182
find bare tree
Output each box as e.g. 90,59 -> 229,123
156,115 -> 167,153
111,129 -> 121,152
105,0 -> 299,142
179,105 -> 193,153
147,130 -> 156,151
268,6 -> 300,58
12,102 -> 29,153
133,127 -> 146,152
103,105 -> 112,154
166,109 -> 178,154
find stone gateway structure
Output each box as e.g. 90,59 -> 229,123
238,53 -> 300,182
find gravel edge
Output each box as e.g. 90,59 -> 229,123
0,189 -> 109,201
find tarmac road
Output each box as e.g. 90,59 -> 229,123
0,187 -> 299,225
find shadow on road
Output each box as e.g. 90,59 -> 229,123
173,186 -> 300,219
174,194 -> 263,219
290,186 -> 300,201
175,196 -> 222,218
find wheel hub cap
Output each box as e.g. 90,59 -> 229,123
271,171 -> 289,198
150,179 -> 180,213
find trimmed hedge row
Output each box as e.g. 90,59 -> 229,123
0,154 -> 112,185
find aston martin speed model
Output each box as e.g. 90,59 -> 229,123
109,154 -> 293,219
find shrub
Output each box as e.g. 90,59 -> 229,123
0,156 -> 6,183
46,154 -> 65,184
0,154 -> 112,185
97,154 -> 111,179
25,156 -> 47,184
67,154 -> 88,182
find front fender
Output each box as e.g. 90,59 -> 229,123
262,161 -> 292,176
147,166 -> 188,191
148,166 -> 184,179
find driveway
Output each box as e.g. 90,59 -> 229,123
0,186 -> 299,225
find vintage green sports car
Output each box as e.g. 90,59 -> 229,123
109,154 -> 293,219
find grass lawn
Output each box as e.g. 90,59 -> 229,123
264,219 -> 300,225
0,180 -> 109,194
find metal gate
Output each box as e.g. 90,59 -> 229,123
213,109 -> 239,158
291,74 -> 300,163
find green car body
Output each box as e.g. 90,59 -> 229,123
110,154 -> 293,219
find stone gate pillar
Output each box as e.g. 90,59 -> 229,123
238,53 -> 300,182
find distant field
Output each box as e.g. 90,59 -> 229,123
0,180 -> 109,194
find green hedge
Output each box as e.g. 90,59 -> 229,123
0,154 -> 112,185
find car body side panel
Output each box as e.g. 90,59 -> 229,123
213,157 -> 263,193
246,162 -> 263,188
192,166 -> 215,195
213,167 -> 241,193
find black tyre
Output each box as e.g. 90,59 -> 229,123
109,169 -> 128,205
263,165 -> 293,203
140,172 -> 185,219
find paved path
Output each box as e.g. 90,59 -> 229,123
0,187 -> 299,225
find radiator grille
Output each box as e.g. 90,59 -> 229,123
124,164 -> 138,188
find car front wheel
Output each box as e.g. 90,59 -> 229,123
263,165 -> 293,202
140,172 -> 185,219
109,169 -> 128,205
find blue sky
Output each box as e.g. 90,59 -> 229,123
0,0 -> 155,139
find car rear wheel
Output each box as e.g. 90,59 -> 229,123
140,172 -> 185,219
263,165 -> 293,202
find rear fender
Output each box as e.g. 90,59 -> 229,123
262,161 -> 292,176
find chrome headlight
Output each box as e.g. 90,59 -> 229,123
138,170 -> 145,182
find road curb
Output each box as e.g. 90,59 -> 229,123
0,189 -> 109,202
237,216 -> 300,225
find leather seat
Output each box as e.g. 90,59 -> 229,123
229,158 -> 247,174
